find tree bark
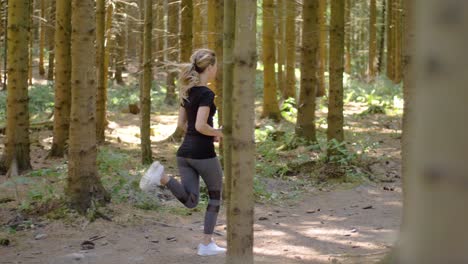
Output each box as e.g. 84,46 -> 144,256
180,0 -> 193,62
222,0 -> 235,252
46,0 -> 55,81
261,0 -> 281,121
226,0 -> 256,263
327,0 -> 345,157
377,0 -> 386,74
114,2 -> 126,85
214,0 -> 224,126
400,0 -> 413,233
156,0 -> 165,68
28,0 -> 34,85
344,0 -> 351,74
96,0 -> 107,144
67,0 -> 109,214
368,0 -> 377,79
0,0 -> 32,174
276,0 -> 286,99
295,0 -> 319,142
193,0 -> 204,49
39,0 -> 45,76
398,1 -> 468,262
386,0 -> 394,80
317,0 -> 327,97
393,0 -> 402,83
164,0 -> 179,105
284,0 -> 296,99
141,0 -> 154,165
50,0 -> 72,157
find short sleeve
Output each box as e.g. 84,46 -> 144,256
199,90 -> 215,107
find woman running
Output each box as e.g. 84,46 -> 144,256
139,49 -> 226,256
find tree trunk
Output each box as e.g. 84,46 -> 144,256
400,0 -> 412,233
141,0 -> 154,165
164,0 -> 179,105
295,0 -> 319,142
207,0 -> 216,50
377,0 -> 386,74
0,0 -> 32,174
39,0 -> 45,76
327,0 -> 345,157
193,0 -> 203,49
156,0 -> 165,68
261,0 -> 281,121
46,0 -> 55,81
386,0 -> 394,80
344,0 -> 351,74
96,0 -> 107,144
28,0 -> 34,86
393,0 -> 402,83
214,0 -> 224,126
2,1 -> 7,91
222,0 -> 235,251
276,0 -> 286,99
317,0 -> 327,97
284,0 -> 296,99
368,0 -> 377,79
67,0 -> 109,214
114,2 -> 126,85
226,0 -> 256,262
398,1 -> 468,262
180,0 -> 193,62
50,0 -> 71,157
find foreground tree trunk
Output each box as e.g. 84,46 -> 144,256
67,0 -> 109,214
398,1 -> 468,262
0,0 -> 32,174
222,0 -> 235,250
261,0 -> 281,121
226,0 -> 256,262
141,0 -> 154,165
214,0 -> 224,125
399,0 -> 413,233
327,0 -> 345,157
284,0 -> 296,99
50,0 -> 72,157
295,0 -> 319,142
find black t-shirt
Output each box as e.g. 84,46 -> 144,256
176,86 -> 217,159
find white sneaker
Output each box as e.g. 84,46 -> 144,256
139,161 -> 165,192
197,241 -> 227,256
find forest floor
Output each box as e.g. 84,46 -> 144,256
0,76 -> 403,264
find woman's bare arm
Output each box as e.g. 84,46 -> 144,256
195,106 -> 223,137
177,107 -> 188,132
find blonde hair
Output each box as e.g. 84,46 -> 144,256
179,49 -> 216,104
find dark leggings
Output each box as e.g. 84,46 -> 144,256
166,157 -> 223,235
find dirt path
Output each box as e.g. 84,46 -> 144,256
0,179 -> 401,264
0,103 -> 403,263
